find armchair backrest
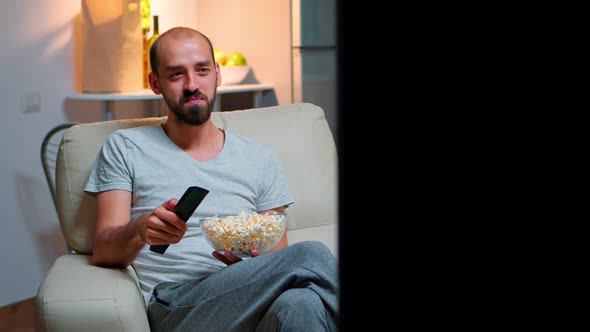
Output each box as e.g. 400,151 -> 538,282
56,103 -> 338,254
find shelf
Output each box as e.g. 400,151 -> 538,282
66,83 -> 274,120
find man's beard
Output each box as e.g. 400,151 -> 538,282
165,89 -> 216,125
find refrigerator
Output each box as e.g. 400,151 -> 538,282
291,0 -> 338,143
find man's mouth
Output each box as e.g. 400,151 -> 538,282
184,94 -> 205,104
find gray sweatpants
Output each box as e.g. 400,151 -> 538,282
148,241 -> 339,332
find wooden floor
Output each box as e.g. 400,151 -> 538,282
0,297 -> 35,331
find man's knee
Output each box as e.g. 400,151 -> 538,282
289,241 -> 333,260
257,288 -> 330,331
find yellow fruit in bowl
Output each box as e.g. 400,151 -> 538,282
213,49 -> 227,65
225,52 -> 247,66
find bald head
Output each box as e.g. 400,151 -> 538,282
149,27 -> 215,76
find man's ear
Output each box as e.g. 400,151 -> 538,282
216,63 -> 222,87
148,72 -> 161,94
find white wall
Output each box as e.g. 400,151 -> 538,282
197,0 -> 293,107
0,0 -> 200,307
0,0 -> 80,307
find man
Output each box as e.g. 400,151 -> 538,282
84,27 -> 339,331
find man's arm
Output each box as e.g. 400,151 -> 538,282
92,189 -> 188,268
92,190 -> 142,268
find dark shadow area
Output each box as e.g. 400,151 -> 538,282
16,174 -> 68,273
338,1 -> 586,331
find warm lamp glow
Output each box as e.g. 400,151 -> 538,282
41,28 -> 72,58
80,0 -> 144,93
83,0 -> 125,25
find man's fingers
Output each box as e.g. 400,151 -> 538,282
145,229 -> 183,245
161,198 -> 178,211
224,250 -> 243,264
211,250 -> 243,265
153,203 -> 188,232
212,251 -> 232,265
146,214 -> 186,235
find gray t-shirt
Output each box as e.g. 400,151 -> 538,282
84,124 -> 294,307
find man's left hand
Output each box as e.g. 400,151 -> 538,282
212,249 -> 259,266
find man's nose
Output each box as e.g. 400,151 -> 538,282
184,73 -> 199,91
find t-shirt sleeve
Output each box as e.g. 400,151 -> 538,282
84,131 -> 133,194
256,150 -> 294,211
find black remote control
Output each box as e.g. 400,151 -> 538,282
149,186 -> 210,254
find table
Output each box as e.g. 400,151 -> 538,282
66,83 -> 274,120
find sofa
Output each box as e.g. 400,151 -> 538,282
35,102 -> 339,331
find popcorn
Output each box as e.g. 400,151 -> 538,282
201,212 -> 286,256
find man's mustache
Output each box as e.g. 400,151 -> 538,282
183,90 -> 207,100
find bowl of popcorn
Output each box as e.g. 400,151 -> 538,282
200,212 -> 287,257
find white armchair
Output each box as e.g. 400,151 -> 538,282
35,103 -> 339,331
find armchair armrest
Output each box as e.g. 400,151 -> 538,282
35,254 -> 150,332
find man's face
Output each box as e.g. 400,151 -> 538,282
151,34 -> 220,125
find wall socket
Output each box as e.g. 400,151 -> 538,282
21,92 -> 41,113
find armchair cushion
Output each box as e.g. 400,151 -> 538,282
35,255 -> 149,331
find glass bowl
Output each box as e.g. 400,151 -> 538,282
200,212 -> 287,257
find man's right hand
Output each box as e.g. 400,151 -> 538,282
93,190 -> 188,268
137,198 -> 189,245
